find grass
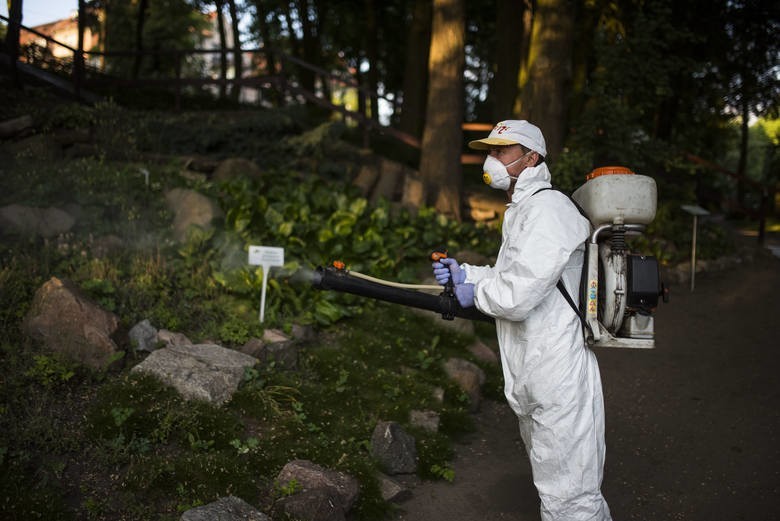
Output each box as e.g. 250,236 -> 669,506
1,297 -> 500,520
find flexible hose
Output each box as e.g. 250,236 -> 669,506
347,270 -> 442,292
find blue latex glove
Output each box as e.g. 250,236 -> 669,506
454,282 -> 475,308
431,257 -> 466,286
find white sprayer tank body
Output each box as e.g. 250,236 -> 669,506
572,170 -> 657,226
571,167 -> 663,349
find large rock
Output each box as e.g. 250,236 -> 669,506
275,488 -> 346,521
128,319 -> 158,352
276,459 -> 360,512
131,343 -> 258,405
180,496 -> 269,521
212,157 -> 264,183
370,421 -> 418,475
443,357 -> 486,412
23,277 -> 120,369
164,188 -> 222,241
376,473 -> 412,503
0,204 -> 75,238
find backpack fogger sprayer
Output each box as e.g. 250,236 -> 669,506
570,166 -> 668,349
311,166 -> 666,348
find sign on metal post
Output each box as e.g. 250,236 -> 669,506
248,246 -> 285,322
680,205 -> 710,292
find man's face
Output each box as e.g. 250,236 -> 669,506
488,145 -> 536,177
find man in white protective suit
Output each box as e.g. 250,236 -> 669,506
432,120 -> 612,521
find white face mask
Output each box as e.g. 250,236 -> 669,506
482,153 -> 529,190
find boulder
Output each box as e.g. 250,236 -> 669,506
180,496 -> 269,521
467,339 -> 499,365
409,409 -> 440,433
128,319 -> 158,352
164,188 -> 222,241
370,421 -> 418,475
276,459 -> 359,511
443,357 -> 486,412
131,343 -> 258,405
376,473 -> 412,503
23,277 -> 120,369
212,157 -> 264,183
0,204 -> 75,238
275,488 -> 346,521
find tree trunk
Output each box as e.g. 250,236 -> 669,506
227,0 -> 242,101
399,0 -> 432,138
295,0 -> 317,96
254,1 -> 281,104
489,0 -> 527,120
215,0 -> 228,99
737,95 -> 749,208
131,0 -> 148,79
4,0 -> 23,87
75,0 -> 86,96
518,0 -> 575,160
418,0 -> 466,220
363,0 -> 380,121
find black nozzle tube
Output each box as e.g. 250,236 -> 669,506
312,266 -> 494,324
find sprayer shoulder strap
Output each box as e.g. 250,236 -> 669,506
531,187 -> 588,333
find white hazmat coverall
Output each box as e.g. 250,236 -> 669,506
462,163 -> 612,521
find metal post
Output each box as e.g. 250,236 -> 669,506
690,214 -> 698,292
681,205 -> 710,292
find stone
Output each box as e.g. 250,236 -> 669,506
164,188 -> 222,242
129,319 -> 158,352
370,421 -> 418,474
0,204 -> 75,238
275,488 -> 345,521
212,157 -> 264,183
467,339 -> 499,365
262,328 -> 290,343
376,473 -> 412,503
23,277 -> 120,369
157,329 -> 192,347
443,357 -> 486,412
276,459 -> 359,511
180,496 -> 270,521
238,337 -> 265,358
409,409 -> 440,433
131,343 -> 258,405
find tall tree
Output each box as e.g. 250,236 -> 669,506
215,0 -> 228,98
720,0 -> 780,206
489,0 -> 527,120
399,0 -> 432,138
518,0 -> 576,159
131,0 -> 149,78
227,0 -> 243,101
4,0 -> 23,86
418,0 -> 466,219
362,0 -> 379,121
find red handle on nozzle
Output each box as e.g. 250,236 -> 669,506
430,251 -> 448,262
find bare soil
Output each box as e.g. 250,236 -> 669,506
392,244 -> 780,521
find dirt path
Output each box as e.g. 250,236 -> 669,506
392,247 -> 780,521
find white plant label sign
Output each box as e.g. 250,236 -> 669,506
248,246 -> 285,322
